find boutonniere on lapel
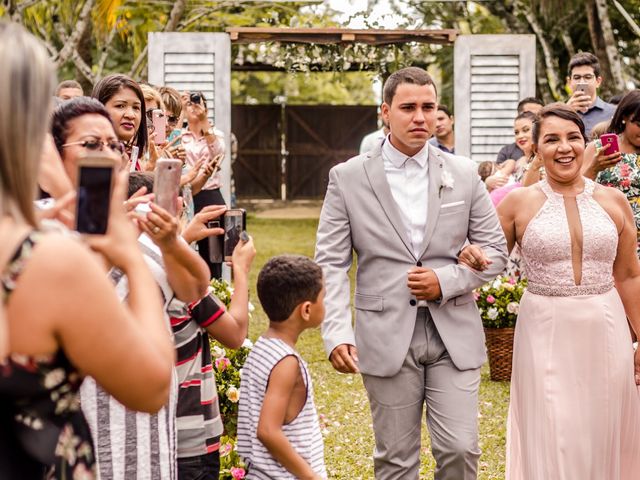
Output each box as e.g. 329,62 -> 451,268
439,168 -> 454,198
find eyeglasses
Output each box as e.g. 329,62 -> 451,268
571,74 -> 596,82
62,139 -> 126,155
146,108 -> 155,121
167,115 -> 179,125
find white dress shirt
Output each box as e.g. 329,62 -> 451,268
381,135 -> 429,258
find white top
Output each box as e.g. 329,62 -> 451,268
237,337 -> 327,479
381,135 -> 430,258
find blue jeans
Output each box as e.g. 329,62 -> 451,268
177,451 -> 220,480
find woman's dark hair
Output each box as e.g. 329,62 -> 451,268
51,97 -> 113,154
91,74 -> 147,154
608,90 -> 640,135
532,103 -> 587,145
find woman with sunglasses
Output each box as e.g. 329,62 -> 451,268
0,24 -> 174,479
180,91 -> 226,278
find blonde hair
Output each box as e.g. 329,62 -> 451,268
140,84 -> 165,111
0,22 -> 56,226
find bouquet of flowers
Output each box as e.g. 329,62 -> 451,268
475,276 -> 527,329
210,278 -> 252,480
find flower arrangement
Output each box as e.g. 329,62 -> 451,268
209,278 -> 252,480
475,276 -> 528,329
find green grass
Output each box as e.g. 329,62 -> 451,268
246,217 -> 510,479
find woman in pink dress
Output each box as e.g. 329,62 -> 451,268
463,103 -> 640,479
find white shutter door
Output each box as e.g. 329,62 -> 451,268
454,35 -> 536,162
148,32 -> 231,202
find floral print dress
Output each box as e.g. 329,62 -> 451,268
0,232 -> 96,479
594,138 -> 640,255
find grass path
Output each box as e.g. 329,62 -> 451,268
247,217 -> 510,479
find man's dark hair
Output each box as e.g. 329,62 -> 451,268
257,255 -> 323,323
515,111 -> 537,123
608,90 -> 640,135
128,172 -> 155,199
608,93 -> 624,105
51,96 -> 113,154
56,79 -> 83,95
383,67 -> 437,105
92,74 -> 148,154
517,97 -> 544,114
437,104 -> 452,117
568,52 -> 601,78
532,103 -> 587,145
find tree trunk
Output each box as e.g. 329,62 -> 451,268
594,0 -> 625,92
76,14 -> 94,93
585,0 -> 615,97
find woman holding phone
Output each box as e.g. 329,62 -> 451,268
180,91 -> 225,278
583,90 -> 640,254
0,23 -> 174,479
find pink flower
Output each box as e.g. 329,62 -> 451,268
508,277 -> 516,285
621,178 -> 631,189
219,442 -> 232,457
486,295 -> 496,304
230,467 -> 246,479
215,357 -> 231,372
473,291 -> 480,301
620,164 -> 630,177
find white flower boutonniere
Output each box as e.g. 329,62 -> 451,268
439,170 -> 454,198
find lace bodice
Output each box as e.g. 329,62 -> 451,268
521,179 -> 618,295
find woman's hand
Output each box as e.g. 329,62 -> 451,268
139,202 -> 180,250
37,191 -> 75,229
231,233 -> 256,274
181,204 -> 226,244
588,148 -> 622,176
458,244 -> 492,271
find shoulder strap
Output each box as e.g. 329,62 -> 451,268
1,231 -> 40,300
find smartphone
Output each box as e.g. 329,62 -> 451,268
75,154 -> 116,235
153,159 -> 182,216
600,133 -> 620,155
575,83 -> 588,95
152,109 -> 166,145
223,209 -> 246,261
207,220 -> 224,263
129,145 -> 140,172
190,93 -> 202,105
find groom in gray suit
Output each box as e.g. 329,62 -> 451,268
315,67 -> 508,479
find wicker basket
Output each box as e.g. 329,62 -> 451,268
484,327 -> 515,381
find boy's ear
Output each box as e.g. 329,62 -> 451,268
300,301 -> 312,322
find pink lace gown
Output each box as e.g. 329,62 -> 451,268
507,179 -> 640,480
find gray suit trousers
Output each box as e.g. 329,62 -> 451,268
361,308 -> 481,480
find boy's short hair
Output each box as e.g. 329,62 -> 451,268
517,97 -> 544,114
159,86 -> 182,117
257,255 -> 323,323
383,67 -> 437,106
128,172 -> 155,198
56,79 -> 83,95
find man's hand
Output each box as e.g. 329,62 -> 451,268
567,91 -> 592,113
485,173 -> 508,192
458,244 -> 492,271
329,344 -> 359,374
407,267 -> 442,301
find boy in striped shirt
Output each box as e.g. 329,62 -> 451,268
237,255 -> 327,479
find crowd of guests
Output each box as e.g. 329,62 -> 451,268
2,17 -> 640,480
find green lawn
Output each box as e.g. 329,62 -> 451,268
246,216 -> 510,479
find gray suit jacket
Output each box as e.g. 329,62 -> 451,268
315,143 -> 508,377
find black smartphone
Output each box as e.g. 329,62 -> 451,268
207,220 -> 224,263
75,154 -> 116,235
190,93 -> 202,105
223,209 -> 246,261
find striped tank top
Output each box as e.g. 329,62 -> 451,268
237,337 -> 327,479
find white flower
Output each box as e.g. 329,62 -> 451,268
487,307 -> 499,320
44,368 -> 65,389
507,302 -> 520,314
482,285 -> 490,292
248,302 -> 255,313
227,386 -> 240,403
242,338 -> 254,349
441,170 -> 455,190
478,308 -> 484,316
212,346 -> 226,359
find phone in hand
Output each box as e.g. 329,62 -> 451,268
153,159 -> 182,216
575,83 -> 588,95
189,93 -> 202,105
223,208 -> 246,262
207,220 -> 224,263
152,109 -> 166,145
75,153 -> 116,235
600,133 -> 620,155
